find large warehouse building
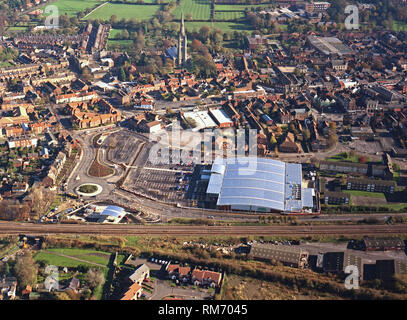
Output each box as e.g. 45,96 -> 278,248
206,157 -> 315,214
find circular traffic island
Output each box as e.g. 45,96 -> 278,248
75,183 -> 103,197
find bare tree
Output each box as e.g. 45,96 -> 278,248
85,268 -> 105,289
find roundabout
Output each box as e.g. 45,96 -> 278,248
75,183 -> 103,197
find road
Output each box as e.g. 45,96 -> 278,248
2,222 -> 407,236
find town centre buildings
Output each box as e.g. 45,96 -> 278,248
206,157 -> 315,214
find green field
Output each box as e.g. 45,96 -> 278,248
173,0 -> 212,20
215,4 -> 272,11
326,152 -> 361,163
215,11 -> 245,20
41,0 -> 103,17
85,3 -> 161,20
393,21 -> 407,31
34,248 -> 113,267
185,21 -> 253,32
343,190 -> 387,199
108,28 -> 122,39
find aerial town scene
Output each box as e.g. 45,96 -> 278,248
1,0 -> 407,306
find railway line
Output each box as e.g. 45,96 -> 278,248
1,222 -> 407,236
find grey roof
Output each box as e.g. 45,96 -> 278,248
302,188 -> 314,208
250,243 -> 308,265
347,178 -> 396,187
285,163 -> 303,212
207,157 -> 308,212
129,264 -> 150,283
363,238 -> 405,249
216,157 -> 286,211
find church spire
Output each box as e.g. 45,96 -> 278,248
180,12 -> 185,36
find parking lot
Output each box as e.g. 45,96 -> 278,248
124,148 -> 197,204
105,131 -> 145,165
347,139 -> 383,156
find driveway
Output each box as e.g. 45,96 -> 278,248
149,279 -> 213,300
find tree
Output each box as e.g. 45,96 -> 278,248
110,15 -> 118,25
122,29 -> 130,40
118,67 -> 127,82
14,251 -> 38,290
199,25 -> 211,42
85,268 -> 105,290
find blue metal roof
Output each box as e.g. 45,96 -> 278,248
216,157 -> 287,211
207,157 -> 306,212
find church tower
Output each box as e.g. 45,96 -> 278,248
177,12 -> 188,66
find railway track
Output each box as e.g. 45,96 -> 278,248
1,222 -> 407,236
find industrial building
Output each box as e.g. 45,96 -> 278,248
250,243 -> 309,268
375,260 -> 407,280
208,108 -> 234,128
206,157 -> 316,213
322,252 -> 362,278
182,110 -> 217,131
361,238 -> 405,251
307,36 -> 354,56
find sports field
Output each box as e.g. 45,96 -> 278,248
85,2 -> 161,20
215,4 -> 272,11
215,11 -> 245,20
185,21 -> 253,32
42,0 -> 103,17
173,0 -> 212,20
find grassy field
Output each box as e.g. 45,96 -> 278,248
35,248 -> 113,267
108,28 -> 123,39
215,4 -> 272,11
185,21 -> 253,32
343,190 -> 386,199
173,0 -> 212,20
215,11 -> 245,20
85,3 -> 161,20
42,0 -> 103,17
393,21 -> 407,31
326,152 -> 360,163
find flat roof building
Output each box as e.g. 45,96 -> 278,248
209,108 -> 234,128
250,243 -> 309,268
322,252 -> 362,278
307,36 -> 353,56
206,157 -> 315,213
182,110 -> 217,131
